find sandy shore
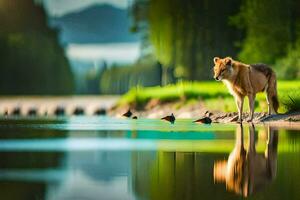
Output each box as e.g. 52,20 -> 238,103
109,100 -> 300,127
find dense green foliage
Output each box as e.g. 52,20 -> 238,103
129,0 -> 300,84
0,0 -> 74,94
233,0 -> 292,63
132,0 -> 242,82
275,40 -> 300,79
234,0 -> 300,79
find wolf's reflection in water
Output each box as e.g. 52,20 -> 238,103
214,124 -> 278,197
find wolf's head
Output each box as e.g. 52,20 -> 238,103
213,57 -> 233,81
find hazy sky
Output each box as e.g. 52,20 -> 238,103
43,0 -> 129,16
66,43 -> 140,64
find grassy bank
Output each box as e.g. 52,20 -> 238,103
118,80 -> 300,113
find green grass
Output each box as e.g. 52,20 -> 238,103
118,80 -> 300,113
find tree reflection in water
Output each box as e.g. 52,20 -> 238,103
214,124 -> 278,197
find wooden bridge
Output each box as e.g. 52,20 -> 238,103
0,96 -> 119,116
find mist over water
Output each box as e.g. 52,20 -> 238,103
66,43 -> 140,64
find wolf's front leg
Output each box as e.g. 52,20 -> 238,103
248,94 -> 255,122
235,96 -> 244,123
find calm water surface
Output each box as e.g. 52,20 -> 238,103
0,117 -> 299,200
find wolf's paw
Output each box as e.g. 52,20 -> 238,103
237,118 -> 243,124
247,118 -> 253,123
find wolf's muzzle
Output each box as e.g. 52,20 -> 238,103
214,76 -> 221,81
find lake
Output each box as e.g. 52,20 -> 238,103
0,117 -> 299,200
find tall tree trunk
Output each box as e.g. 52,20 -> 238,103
161,65 -> 168,86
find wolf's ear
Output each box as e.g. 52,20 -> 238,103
224,57 -> 232,66
213,57 -> 220,64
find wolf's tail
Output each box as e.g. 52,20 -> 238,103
267,72 -> 279,113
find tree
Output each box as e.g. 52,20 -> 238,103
232,0 -> 292,64
132,0 -> 242,81
0,0 -> 74,94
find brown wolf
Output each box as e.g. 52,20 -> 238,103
213,57 -> 279,122
214,124 -> 278,197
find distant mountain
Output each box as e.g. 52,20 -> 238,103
50,4 -> 138,44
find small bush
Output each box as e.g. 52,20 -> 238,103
281,92 -> 300,113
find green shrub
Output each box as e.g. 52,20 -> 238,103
281,92 -> 300,113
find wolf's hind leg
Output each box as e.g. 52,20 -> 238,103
266,93 -> 275,115
264,84 -> 272,115
248,94 -> 255,122
267,72 -> 279,114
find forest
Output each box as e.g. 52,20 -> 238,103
101,0 -> 300,93
0,0 -> 299,95
0,0 -> 74,94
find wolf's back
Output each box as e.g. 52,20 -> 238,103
250,63 -> 273,79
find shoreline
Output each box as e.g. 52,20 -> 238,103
108,100 -> 300,127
